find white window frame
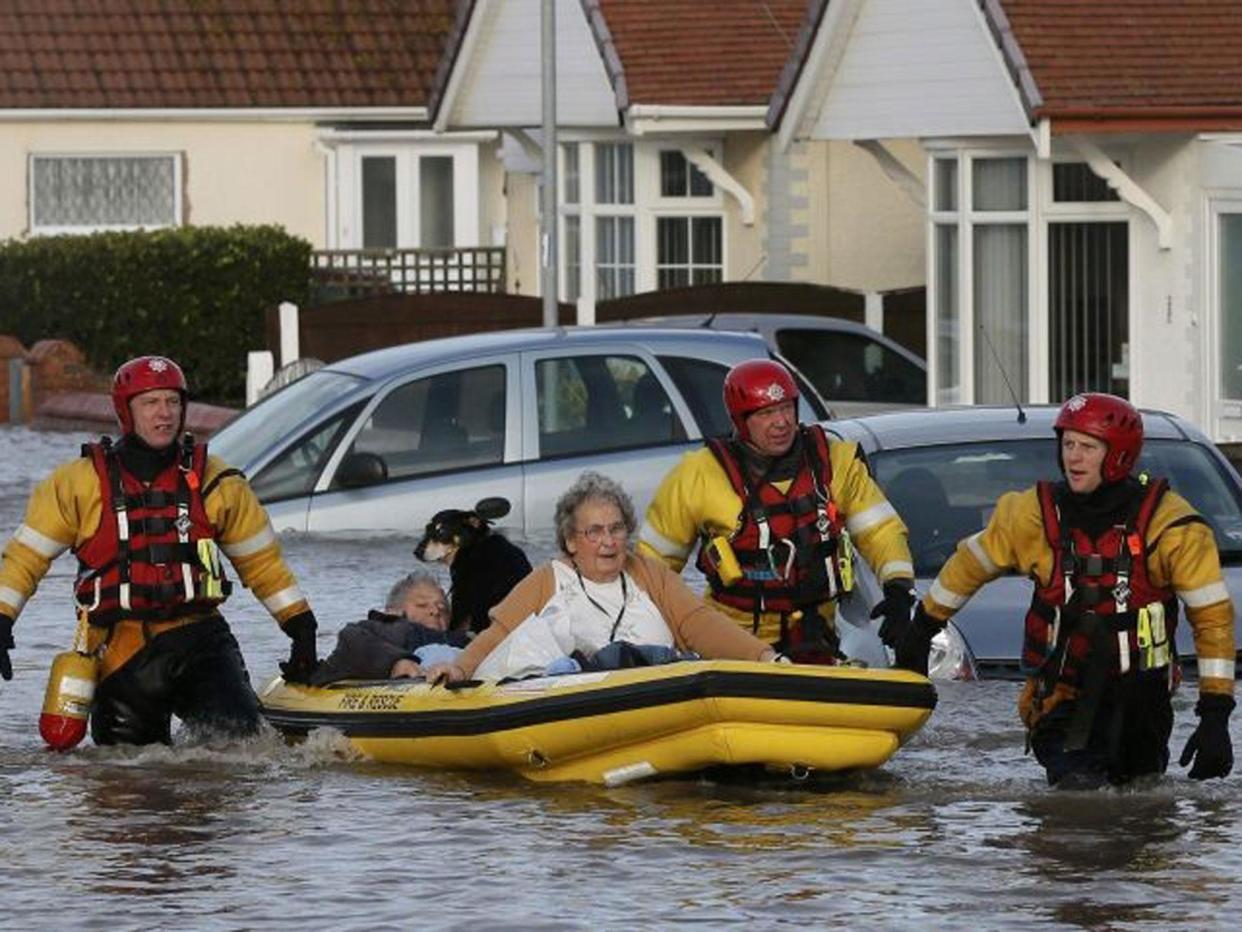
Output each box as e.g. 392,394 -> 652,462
593,141 -> 637,301
929,145 -> 1138,407
652,147 -> 725,289
1034,151 -> 1134,404
330,141 -> 479,249
28,151 -> 183,235
558,136 -> 727,303
1206,192 -> 1242,437
927,146 -> 1035,406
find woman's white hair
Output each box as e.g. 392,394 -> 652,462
553,471 -> 637,554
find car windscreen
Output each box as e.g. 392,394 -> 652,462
209,370 -> 365,471
870,437 -> 1242,577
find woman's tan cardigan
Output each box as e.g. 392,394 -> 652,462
453,551 -> 771,676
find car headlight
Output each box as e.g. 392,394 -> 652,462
928,621 -> 978,681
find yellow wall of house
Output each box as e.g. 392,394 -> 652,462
0,120 -> 325,243
722,132 -> 768,283
505,171 -> 540,296
816,138 -> 926,291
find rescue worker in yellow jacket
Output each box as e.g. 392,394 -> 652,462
889,392 -> 1235,787
0,355 -> 320,746
638,359 -> 916,662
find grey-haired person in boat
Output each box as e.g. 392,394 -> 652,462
309,571 -> 468,685
425,472 -> 783,683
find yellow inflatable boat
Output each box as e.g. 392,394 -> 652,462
259,660 -> 936,785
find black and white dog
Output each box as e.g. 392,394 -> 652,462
413,497 -> 533,635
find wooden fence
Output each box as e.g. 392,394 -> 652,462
310,247 -> 506,303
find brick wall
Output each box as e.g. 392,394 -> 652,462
1,336 -> 110,425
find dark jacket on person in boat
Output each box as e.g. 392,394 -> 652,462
310,611 -> 470,685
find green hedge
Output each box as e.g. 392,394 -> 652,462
0,225 -> 312,406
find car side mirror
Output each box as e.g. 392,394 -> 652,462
474,496 -> 511,521
336,451 -> 388,489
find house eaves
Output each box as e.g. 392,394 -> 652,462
581,0 -> 629,115
766,0 -> 830,131
626,104 -> 767,136
428,0 -> 482,131
0,107 -> 428,123
976,0 -> 1041,122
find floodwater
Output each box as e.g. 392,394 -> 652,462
1,425 -> 1239,930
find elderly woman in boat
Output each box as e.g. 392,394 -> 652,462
428,471 -> 781,683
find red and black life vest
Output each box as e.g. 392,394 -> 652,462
1022,478 -> 1176,688
695,425 -> 847,615
74,437 -> 231,627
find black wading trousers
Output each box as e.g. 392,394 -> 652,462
1030,671 -> 1173,789
91,614 -> 261,746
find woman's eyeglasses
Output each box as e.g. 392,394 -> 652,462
576,522 -> 629,543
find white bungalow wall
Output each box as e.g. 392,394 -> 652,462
447,0 -> 618,129
1114,136 -> 1199,428
1034,133 -> 1242,442
927,133 -> 1229,438
802,0 -> 1029,141
1198,137 -> 1242,441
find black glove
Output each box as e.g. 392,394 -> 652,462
0,614 -> 14,681
893,605 -> 943,676
1179,693 -> 1235,780
871,581 -> 916,648
279,611 -> 319,684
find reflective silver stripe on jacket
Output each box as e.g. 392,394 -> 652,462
845,501 -> 898,536
1178,581 -> 1230,609
14,524 -> 69,560
220,524 -> 278,560
1172,584 -> 1232,613
965,532 -> 998,575
878,560 -> 914,580
1198,657 -> 1236,681
0,585 -> 27,612
638,522 -> 691,561
262,585 -> 305,615
929,577 -> 969,610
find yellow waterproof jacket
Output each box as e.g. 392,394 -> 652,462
639,433 -> 913,642
0,452 -> 312,680
922,485 -> 1236,700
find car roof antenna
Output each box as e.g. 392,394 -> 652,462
699,312 -> 718,328
978,323 -> 1026,424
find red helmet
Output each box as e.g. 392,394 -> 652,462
1054,392 -> 1143,484
723,359 -> 799,441
112,355 -> 188,435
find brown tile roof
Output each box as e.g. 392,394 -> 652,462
996,0 -> 1242,130
591,0 -> 807,107
0,0 -> 457,110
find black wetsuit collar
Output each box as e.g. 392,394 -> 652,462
736,429 -> 804,484
1056,475 -> 1145,539
114,434 -> 179,484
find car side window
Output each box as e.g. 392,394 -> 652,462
536,354 -> 685,458
777,329 -> 926,404
251,403 -> 362,502
338,365 -> 506,484
657,355 -> 733,438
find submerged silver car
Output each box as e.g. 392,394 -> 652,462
209,327 -> 828,535
825,405 -> 1242,678
624,312 -> 927,416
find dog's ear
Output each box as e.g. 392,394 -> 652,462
475,496 -> 511,522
